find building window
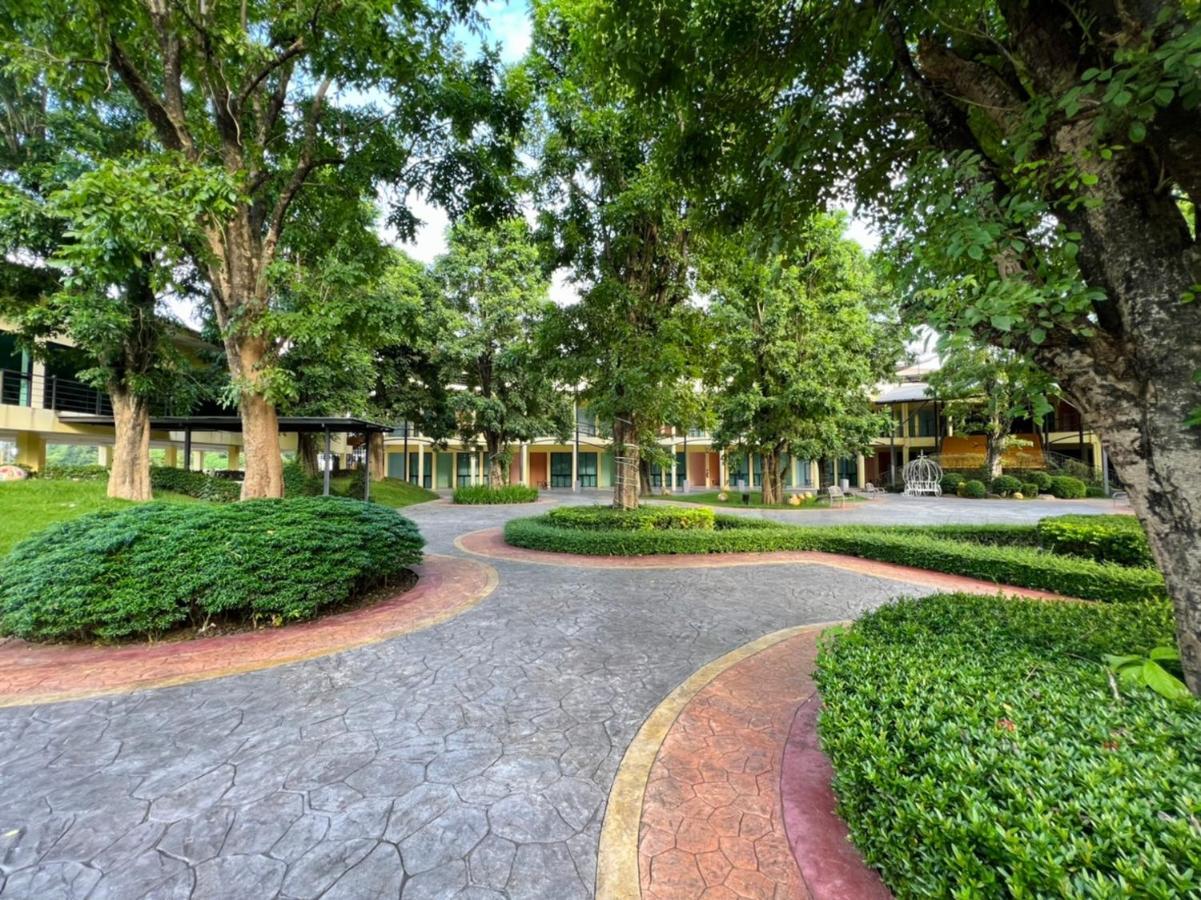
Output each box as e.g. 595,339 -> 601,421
578,452 -> 598,487
456,452 -> 472,486
550,452 -> 573,487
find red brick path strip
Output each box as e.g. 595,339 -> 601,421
456,527 -> 1071,601
0,554 -> 497,707
631,628 -> 890,900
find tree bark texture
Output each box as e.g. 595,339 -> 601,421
296,432 -> 319,478
761,451 -> 784,506
369,434 -> 386,482
107,389 -> 152,501
612,417 -> 640,509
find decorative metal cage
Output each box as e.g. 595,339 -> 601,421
902,455 -> 944,496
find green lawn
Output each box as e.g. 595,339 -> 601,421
0,479 -> 198,556
655,489 -> 861,509
327,475 -> 439,509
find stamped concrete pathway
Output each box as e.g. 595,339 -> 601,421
0,494 -> 1070,898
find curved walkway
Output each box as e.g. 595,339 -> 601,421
0,556 -> 497,708
0,496 -> 1071,899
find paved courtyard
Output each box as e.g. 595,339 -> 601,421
0,494 -> 1102,898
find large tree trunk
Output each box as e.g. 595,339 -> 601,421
369,433 -> 386,481
761,451 -> 783,505
296,432 -> 319,478
107,388 -> 152,501
612,417 -> 640,509
486,435 -> 505,486
227,336 -> 283,500
985,432 -> 1005,480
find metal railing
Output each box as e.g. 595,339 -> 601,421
0,368 -> 113,415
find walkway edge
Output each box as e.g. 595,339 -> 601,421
595,622 -> 840,900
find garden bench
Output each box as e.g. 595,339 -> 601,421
827,485 -> 846,508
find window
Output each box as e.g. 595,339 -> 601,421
550,452 -> 573,487
456,452 -> 472,486
578,452 -> 598,487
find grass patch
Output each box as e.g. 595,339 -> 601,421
0,479 -> 198,557
503,514 -> 1166,602
453,484 -> 539,504
816,593 -> 1200,896
657,489 -> 858,509
337,475 -> 439,508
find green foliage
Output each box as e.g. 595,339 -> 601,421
1028,471 -> 1054,492
1049,475 -> 1088,499
149,468 -> 241,503
282,462 -> 322,498
546,505 -> 715,531
453,484 -> 539,504
0,498 -> 424,642
1021,481 -> 1040,498
1106,647 -> 1192,702
958,479 -> 987,499
990,475 -> 1023,496
336,476 -> 438,509
1038,515 -> 1153,567
816,594 -> 1199,896
939,472 -> 964,494
504,517 -> 1165,602
41,464 -> 108,482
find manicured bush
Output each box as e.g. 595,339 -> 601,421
41,464 -> 109,481
990,474 -> 1022,496
149,467 -> 241,502
0,498 -> 424,642
546,504 -> 715,531
453,484 -> 539,504
1020,481 -> 1040,498
1027,470 -> 1054,492
503,516 -> 1165,602
1038,514 -> 1153,567
283,461 -> 323,497
939,472 -> 964,494
816,593 -> 1198,897
957,479 -> 987,498
1086,484 -> 1107,498
1049,474 -> 1087,499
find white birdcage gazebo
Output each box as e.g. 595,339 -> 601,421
902,455 -> 943,496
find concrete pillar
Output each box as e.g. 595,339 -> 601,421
809,460 -> 820,488
571,441 -> 579,492
856,454 -> 866,489
718,451 -> 727,489
901,402 -> 910,438
164,446 -> 178,468
192,450 -> 204,471
430,448 -> 438,489
746,452 -> 753,489
417,443 -> 425,487
16,432 -> 45,471
670,444 -> 677,491
227,445 -> 240,471
522,443 -> 530,488
469,453 -> 477,486
98,445 -> 114,467
29,360 -> 46,409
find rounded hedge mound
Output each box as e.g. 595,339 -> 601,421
0,498 -> 424,643
817,593 -> 1198,896
546,504 -> 715,531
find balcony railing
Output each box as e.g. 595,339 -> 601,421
0,368 -> 112,415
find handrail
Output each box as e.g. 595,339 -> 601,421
0,368 -> 112,415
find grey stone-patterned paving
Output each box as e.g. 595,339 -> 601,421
0,496 -> 949,899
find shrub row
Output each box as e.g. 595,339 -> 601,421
1038,514 -> 1153,567
0,498 -> 424,642
503,516 -> 1165,602
956,479 -> 987,498
453,484 -> 539,504
816,593 -> 1198,896
41,464 -> 109,481
546,504 -> 714,531
283,462 -> 324,497
1048,474 -> 1087,499
149,467 -> 241,501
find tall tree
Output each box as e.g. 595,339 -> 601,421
1,157 -> 226,499
530,0 -> 703,508
433,217 -> 571,484
703,216 -> 895,504
928,342 -> 1055,480
3,0 -> 520,497
587,0 -> 1201,691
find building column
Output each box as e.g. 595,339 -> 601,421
430,448 -> 438,489
669,444 -> 677,491
522,443 -> 530,488
192,450 -> 204,471
18,433 -> 46,471
746,452 -> 753,489
856,454 -> 866,489
902,444 -> 910,467
809,460 -> 820,488
718,451 -> 727,489
417,443 -> 425,487
227,445 -> 240,471
98,445 -> 114,468
164,445 -> 178,468
469,452 -> 476,486
571,440 -> 579,492
28,359 -> 46,409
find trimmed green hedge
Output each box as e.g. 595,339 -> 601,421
939,472 -> 964,494
957,479 -> 987,498
41,464 -> 109,481
1038,514 -> 1153,567
503,516 -> 1166,602
816,594 -> 1199,896
0,498 -> 424,642
150,467 -> 241,502
453,484 -> 539,504
990,474 -> 1022,496
1021,481 -> 1040,498
1028,470 -> 1053,492
1049,474 -> 1087,499
547,504 -> 714,530
283,462 -> 323,497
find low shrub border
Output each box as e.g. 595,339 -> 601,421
0,497 -> 425,642
149,467 -> 241,502
502,515 -> 1166,602
41,464 -> 109,481
453,484 -> 539,504
816,593 -> 1198,896
1038,514 -> 1153,567
546,504 -> 714,530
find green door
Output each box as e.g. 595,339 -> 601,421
550,452 -> 573,488
578,452 -> 598,487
